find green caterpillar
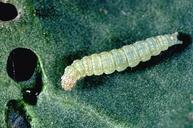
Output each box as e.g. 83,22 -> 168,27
61,32 -> 182,91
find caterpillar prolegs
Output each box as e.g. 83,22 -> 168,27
61,32 -> 183,91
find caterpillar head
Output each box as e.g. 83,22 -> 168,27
61,75 -> 76,91
61,66 -> 79,91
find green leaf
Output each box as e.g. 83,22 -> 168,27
1,0 -> 193,127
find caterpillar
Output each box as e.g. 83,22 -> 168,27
61,32 -> 182,91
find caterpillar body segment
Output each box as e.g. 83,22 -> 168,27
61,32 -> 182,91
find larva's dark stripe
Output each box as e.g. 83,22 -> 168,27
61,32 -> 182,91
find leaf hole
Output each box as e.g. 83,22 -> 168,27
5,100 -> 31,128
0,2 -> 18,21
7,48 -> 43,105
22,72 -> 43,105
7,48 -> 38,82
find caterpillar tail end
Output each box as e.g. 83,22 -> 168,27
170,32 -> 183,45
61,75 -> 76,91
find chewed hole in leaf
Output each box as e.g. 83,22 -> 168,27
5,100 -> 31,128
0,2 -> 18,21
7,48 -> 38,82
22,89 -> 38,106
22,72 -> 43,105
7,48 -> 43,105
